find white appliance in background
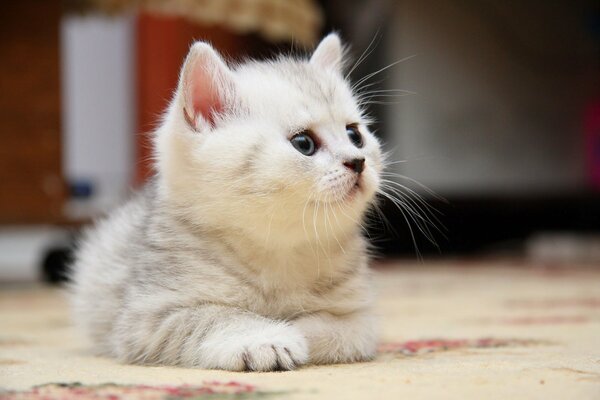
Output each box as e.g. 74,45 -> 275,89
61,13 -> 136,219
0,15 -> 137,282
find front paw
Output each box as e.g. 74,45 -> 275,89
241,342 -> 303,372
293,312 -> 377,365
198,322 -> 308,371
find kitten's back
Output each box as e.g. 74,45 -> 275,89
70,185 -> 153,354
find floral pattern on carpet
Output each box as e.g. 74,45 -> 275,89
0,381 -> 286,400
2,264 -> 599,399
378,337 -> 547,356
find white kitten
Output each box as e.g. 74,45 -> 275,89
71,33 -> 383,371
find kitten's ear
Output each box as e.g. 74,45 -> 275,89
179,42 -> 235,130
310,33 -> 343,73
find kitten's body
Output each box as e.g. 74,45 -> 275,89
72,34 -> 382,371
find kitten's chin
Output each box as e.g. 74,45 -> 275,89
332,183 -> 372,209
312,174 -> 375,208
343,181 -> 362,202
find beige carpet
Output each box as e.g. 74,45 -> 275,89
1,260 -> 600,399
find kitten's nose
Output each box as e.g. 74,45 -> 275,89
343,158 -> 365,174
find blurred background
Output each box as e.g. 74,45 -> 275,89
0,0 -> 599,283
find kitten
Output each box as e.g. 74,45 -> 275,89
71,33 -> 383,371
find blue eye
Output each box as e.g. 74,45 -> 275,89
346,124 -> 363,148
290,131 -> 317,156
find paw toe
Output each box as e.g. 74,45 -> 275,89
241,344 -> 302,372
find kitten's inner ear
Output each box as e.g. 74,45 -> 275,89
310,33 -> 343,73
180,42 -> 235,130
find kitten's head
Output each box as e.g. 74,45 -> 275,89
156,34 -> 383,247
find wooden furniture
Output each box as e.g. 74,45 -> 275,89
0,1 -> 65,224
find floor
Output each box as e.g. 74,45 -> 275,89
1,260 -> 600,399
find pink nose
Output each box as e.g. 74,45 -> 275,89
343,158 -> 365,174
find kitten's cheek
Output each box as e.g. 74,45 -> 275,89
361,173 -> 378,201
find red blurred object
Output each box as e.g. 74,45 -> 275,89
135,13 -> 266,186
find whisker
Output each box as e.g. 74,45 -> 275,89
380,180 -> 447,237
381,172 -> 448,203
359,100 -> 402,106
359,89 -> 418,97
380,184 -> 442,246
376,189 -> 422,260
345,30 -> 381,79
264,203 -> 276,247
322,201 -> 334,270
352,54 -> 418,92
353,79 -> 386,96
302,191 -> 317,257
312,193 -> 323,277
340,199 -> 371,239
383,159 -> 409,165
369,198 -> 399,239
329,199 -> 347,254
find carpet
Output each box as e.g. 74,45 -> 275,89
1,260 -> 599,399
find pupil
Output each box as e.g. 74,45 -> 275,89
291,132 -> 316,156
300,137 -> 309,149
347,127 -> 362,147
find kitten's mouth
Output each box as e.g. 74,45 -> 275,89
344,180 -> 362,201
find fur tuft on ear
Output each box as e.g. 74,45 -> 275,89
310,33 -> 344,73
179,42 -> 235,131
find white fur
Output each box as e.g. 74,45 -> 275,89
71,33 -> 383,371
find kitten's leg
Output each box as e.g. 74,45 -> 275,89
292,311 -> 377,364
112,304 -> 308,371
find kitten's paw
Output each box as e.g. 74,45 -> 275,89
199,322 -> 308,372
293,312 -> 378,365
241,343 -> 304,372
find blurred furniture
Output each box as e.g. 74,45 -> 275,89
62,0 -> 322,187
0,1 -> 65,223
134,0 -> 322,183
135,15 -> 270,184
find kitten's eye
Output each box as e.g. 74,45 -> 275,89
290,131 -> 317,156
346,124 -> 363,148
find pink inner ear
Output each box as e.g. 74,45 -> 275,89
189,57 -> 225,126
192,79 -> 223,127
